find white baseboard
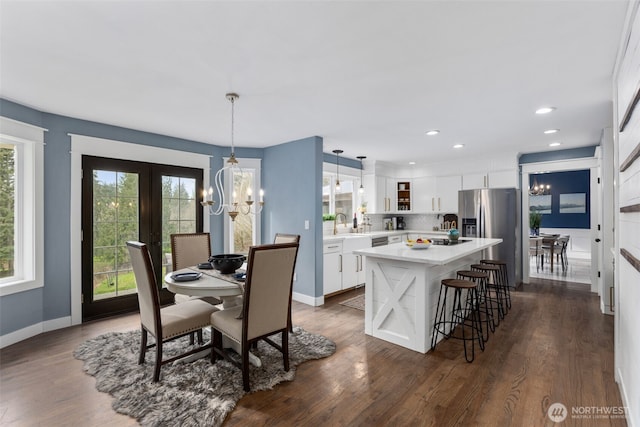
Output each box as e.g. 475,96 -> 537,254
617,367 -> 636,427
292,291 -> 324,306
0,316 -> 72,349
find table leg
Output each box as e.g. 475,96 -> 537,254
219,296 -> 262,367
550,245 -> 554,272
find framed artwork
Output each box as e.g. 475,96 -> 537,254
530,194 -> 552,214
560,193 -> 586,213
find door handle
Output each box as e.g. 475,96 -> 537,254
595,238 -> 601,242
339,255 -> 342,272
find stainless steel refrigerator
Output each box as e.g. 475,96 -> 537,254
458,188 -> 521,287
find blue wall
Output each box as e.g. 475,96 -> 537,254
519,146 -> 597,164
263,137 -> 323,299
529,169 -> 590,229
0,98 -> 323,337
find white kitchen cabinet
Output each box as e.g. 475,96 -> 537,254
324,237 -> 371,295
412,175 -> 460,214
388,234 -> 405,244
413,176 -> 436,213
363,174 -> 396,213
323,242 -> 342,295
462,169 -> 518,189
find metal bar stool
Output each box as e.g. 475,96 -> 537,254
431,278 -> 484,362
471,263 -> 506,323
480,259 -> 511,311
457,270 -> 494,342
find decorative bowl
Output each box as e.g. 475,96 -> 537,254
406,238 -> 432,249
448,228 -> 460,241
209,254 -> 246,274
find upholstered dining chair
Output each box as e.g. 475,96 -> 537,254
210,242 -> 299,391
171,232 -> 221,306
126,241 -> 219,382
273,233 -> 300,331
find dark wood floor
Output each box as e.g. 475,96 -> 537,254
0,278 -> 626,426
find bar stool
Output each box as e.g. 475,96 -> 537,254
457,270 -> 494,342
431,278 -> 484,362
480,259 -> 512,311
471,263 -> 505,323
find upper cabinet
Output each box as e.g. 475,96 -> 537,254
363,174 -> 397,213
413,175 -> 461,214
462,169 -> 518,190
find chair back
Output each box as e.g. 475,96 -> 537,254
126,241 -> 161,337
242,242 -> 299,340
170,233 -> 211,271
274,233 -> 300,244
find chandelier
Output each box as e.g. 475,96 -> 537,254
528,180 -> 550,196
201,93 -> 264,221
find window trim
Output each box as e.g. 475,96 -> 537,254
0,117 -> 46,296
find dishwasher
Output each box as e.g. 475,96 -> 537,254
371,236 -> 388,247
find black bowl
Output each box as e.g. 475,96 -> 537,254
209,254 -> 246,274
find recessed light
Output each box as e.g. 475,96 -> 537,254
536,107 -> 556,114
453,144 -> 464,149
425,130 -> 440,136
549,142 -> 561,147
544,129 -> 559,134
409,161 -> 416,165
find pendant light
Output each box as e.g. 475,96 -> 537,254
333,149 -> 343,191
357,156 -> 366,194
200,92 -> 264,221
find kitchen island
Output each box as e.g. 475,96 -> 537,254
353,237 -> 502,353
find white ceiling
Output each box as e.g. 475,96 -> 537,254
0,1 -> 630,166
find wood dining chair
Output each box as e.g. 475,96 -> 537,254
126,241 -> 219,382
210,242 -> 299,391
273,233 -> 301,332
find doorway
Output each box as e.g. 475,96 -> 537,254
521,157 -> 602,296
81,156 -> 203,321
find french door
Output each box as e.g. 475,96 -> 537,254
81,156 -> 203,321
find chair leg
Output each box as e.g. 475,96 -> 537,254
197,329 -> 203,344
211,328 -> 222,363
242,343 -> 251,392
282,330 -> 290,372
153,339 -> 163,382
139,327 -> 148,365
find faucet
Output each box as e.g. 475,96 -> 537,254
333,213 -> 348,235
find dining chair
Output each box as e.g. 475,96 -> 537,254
126,241 -> 219,382
171,232 -> 221,306
210,242 -> 299,391
273,233 -> 301,332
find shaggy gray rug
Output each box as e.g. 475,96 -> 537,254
73,326 -> 335,426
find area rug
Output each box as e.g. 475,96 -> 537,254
73,326 -> 335,426
339,293 -> 365,311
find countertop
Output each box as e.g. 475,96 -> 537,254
323,229 -> 451,244
353,237 -> 503,266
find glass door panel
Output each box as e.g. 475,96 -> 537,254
161,175 -> 197,276
92,170 -> 139,300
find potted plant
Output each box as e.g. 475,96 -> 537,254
529,211 -> 542,236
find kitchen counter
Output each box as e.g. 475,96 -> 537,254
323,229 -> 451,244
353,236 -> 502,353
353,237 -> 502,265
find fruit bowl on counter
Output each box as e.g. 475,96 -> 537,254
405,238 -> 432,249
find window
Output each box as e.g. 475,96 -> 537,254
322,170 -> 359,220
0,117 -> 45,296
224,158 -> 262,254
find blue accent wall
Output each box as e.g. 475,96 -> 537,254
529,169 -> 590,229
263,137 -> 323,299
322,152 -> 362,169
1,98 -> 325,337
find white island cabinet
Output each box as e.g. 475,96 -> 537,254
353,237 -> 502,353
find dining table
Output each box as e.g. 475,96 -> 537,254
164,265 -> 263,366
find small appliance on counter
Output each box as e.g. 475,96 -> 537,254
396,216 -> 406,230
